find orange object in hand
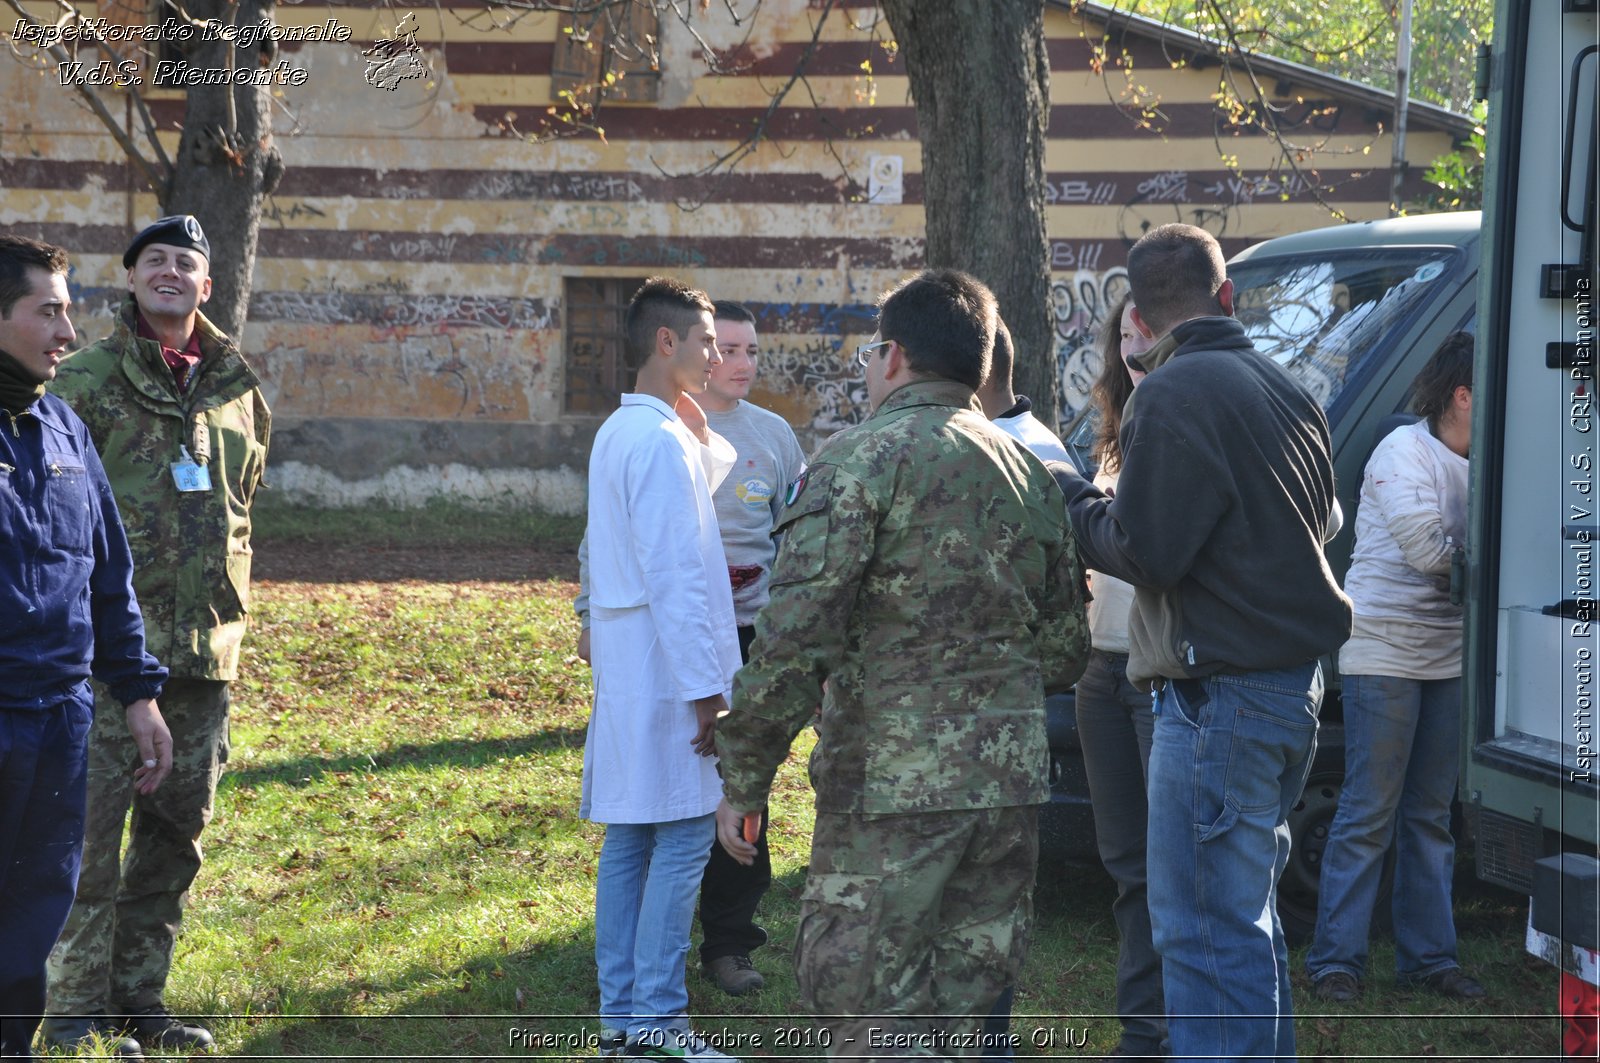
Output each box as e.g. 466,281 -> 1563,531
742,812 -> 760,844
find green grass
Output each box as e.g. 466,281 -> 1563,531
126,560 -> 1559,1060
252,494 -> 585,549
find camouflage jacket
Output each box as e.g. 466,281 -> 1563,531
718,379 -> 1089,815
52,299 -> 270,681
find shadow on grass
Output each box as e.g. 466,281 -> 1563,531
222,727 -> 589,791
224,869 -> 807,1057
226,935 -> 602,1060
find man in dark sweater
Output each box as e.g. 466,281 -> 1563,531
1054,224 -> 1351,1063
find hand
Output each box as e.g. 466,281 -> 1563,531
577,627 -> 591,665
715,797 -> 758,866
691,693 -> 726,757
674,392 -> 710,444
125,698 -> 172,794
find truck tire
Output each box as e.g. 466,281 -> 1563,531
1278,738 -> 1396,946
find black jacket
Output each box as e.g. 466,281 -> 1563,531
1055,316 -> 1352,685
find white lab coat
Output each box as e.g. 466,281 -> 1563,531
581,393 -> 741,824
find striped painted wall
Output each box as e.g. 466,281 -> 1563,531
0,0 -> 1470,511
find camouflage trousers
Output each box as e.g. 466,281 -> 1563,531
797,805 -> 1038,1060
44,678 -> 229,1019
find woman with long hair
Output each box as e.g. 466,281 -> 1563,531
1075,293 -> 1165,1060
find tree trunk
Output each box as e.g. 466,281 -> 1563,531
163,0 -> 284,338
878,0 -> 1057,429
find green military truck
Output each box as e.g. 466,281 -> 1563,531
1464,0 -> 1598,1045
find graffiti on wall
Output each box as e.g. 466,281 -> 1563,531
1053,267 -> 1130,426
250,290 -> 554,330
254,329 -> 545,421
743,279 -> 880,440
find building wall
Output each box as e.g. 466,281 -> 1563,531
0,0 -> 1466,511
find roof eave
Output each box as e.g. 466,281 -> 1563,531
1060,0 -> 1478,140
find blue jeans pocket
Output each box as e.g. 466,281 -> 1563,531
1164,678 -> 1210,729
1191,675 -> 1320,841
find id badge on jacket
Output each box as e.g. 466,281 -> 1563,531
171,446 -> 212,492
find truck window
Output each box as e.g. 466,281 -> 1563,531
1230,248 -> 1464,418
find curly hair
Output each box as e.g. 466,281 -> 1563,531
1410,331 -> 1474,430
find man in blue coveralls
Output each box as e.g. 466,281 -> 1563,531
0,235 -> 172,1061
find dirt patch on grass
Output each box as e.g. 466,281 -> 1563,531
254,540 -> 578,585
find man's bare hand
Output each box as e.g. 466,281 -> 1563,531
674,392 -> 710,444
125,698 -> 172,794
577,627 -> 591,665
691,693 -> 726,757
714,797 -> 758,866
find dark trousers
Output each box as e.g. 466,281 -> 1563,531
698,625 -> 771,963
0,688 -> 92,1058
1077,650 -> 1165,1055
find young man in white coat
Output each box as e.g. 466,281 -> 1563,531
580,276 -> 742,1062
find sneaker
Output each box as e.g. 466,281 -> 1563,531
42,1018 -> 145,1058
599,1028 -> 627,1058
118,1006 -> 215,1052
626,1030 -> 743,1062
1417,966 -> 1488,1000
703,953 -> 764,997
1313,971 -> 1363,1003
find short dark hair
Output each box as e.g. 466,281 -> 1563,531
1410,331 -> 1474,429
1092,293 -> 1136,472
624,276 -> 715,371
988,319 -> 1015,392
877,269 -> 997,390
1126,224 -> 1227,336
712,299 -> 755,326
0,235 -> 70,319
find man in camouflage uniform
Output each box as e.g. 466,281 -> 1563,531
44,216 -> 270,1057
714,270 -> 1089,1055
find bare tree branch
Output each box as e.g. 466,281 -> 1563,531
2,0 -> 168,195
1201,0 -> 1357,221
647,0 -> 839,180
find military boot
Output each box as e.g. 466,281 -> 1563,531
42,1017 -> 145,1058
118,1006 -> 214,1053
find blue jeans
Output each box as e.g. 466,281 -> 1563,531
1076,651 -> 1165,1056
595,814 -> 716,1041
1147,663 -> 1321,1063
1306,674 -> 1462,983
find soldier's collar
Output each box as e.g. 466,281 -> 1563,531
872,378 -> 977,418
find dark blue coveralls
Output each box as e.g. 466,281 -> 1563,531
0,392 -> 164,1059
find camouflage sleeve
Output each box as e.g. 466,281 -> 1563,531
718,463 -> 872,810
1038,519 -> 1091,695
82,424 -> 168,704
255,387 -> 272,469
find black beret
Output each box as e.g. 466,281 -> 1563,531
123,215 -> 210,269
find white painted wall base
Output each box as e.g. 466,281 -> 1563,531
269,460 -> 587,515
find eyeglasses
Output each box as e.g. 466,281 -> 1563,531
855,340 -> 892,368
